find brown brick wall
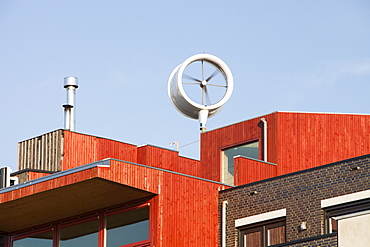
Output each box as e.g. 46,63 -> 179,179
286,234 -> 337,247
219,154 -> 370,246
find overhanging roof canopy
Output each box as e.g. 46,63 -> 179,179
0,177 -> 155,233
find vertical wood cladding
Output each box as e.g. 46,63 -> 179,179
201,112 -> 370,183
17,130 -> 202,182
96,160 -> 231,246
219,154 -> 370,247
137,145 -> 201,177
16,171 -> 54,184
62,131 -> 201,177
18,130 -> 64,172
234,157 -> 277,185
1,159 -> 230,246
62,131 -> 137,170
276,112 -> 370,175
200,116 -> 263,181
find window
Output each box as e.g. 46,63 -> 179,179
12,230 -> 53,247
239,219 -> 285,247
106,207 -> 149,247
236,209 -> 286,247
324,198 -> 370,246
222,141 -> 259,185
11,205 -> 149,247
60,218 -> 99,247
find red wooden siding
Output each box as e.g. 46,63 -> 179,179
0,167 -> 99,203
275,112 -> 370,175
137,145 -> 180,171
200,115 -> 268,182
28,171 -> 53,181
97,160 -> 230,247
176,156 -> 201,177
234,157 -> 277,185
62,131 -> 137,170
201,112 -> 370,184
63,132 -> 201,178
137,145 -> 201,177
8,111 -> 370,246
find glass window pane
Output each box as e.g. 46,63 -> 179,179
13,231 -> 53,247
60,219 -> 98,247
223,141 -> 259,185
106,207 -> 149,247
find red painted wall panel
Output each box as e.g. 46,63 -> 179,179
200,115 -> 269,182
234,157 -> 277,185
0,167 -> 99,203
62,132 -> 202,178
28,171 -> 53,181
201,112 -> 370,185
275,112 -> 370,175
176,156 -> 201,177
137,145 -> 179,172
97,160 -> 230,247
62,131 -> 137,170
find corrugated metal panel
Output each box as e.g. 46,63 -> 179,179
17,130 -> 64,172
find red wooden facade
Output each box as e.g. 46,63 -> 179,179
200,112 -> 370,185
61,131 -> 201,177
0,159 -> 229,246
1,111 -> 370,246
234,157 -> 277,185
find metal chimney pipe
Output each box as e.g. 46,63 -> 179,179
63,77 -> 78,131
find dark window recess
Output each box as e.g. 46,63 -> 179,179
238,218 -> 285,247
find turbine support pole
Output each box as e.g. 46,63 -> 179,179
199,109 -> 209,132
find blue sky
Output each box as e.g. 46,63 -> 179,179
1,1 -> 370,171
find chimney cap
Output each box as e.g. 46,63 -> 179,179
64,77 -> 78,88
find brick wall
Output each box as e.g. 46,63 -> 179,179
219,154 -> 370,246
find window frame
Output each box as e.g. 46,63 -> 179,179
238,218 -> 286,247
324,198 -> 370,234
9,202 -> 150,247
221,139 -> 260,185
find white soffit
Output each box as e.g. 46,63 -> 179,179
235,208 -> 286,228
321,189 -> 370,208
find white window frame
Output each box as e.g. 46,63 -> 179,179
322,189 -> 370,234
235,209 -> 286,228
321,189 -> 370,208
